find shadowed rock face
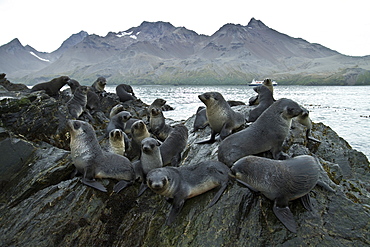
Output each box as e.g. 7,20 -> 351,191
0,83 -> 369,246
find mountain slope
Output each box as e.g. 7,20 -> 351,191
1,19 -> 370,85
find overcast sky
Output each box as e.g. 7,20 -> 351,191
1,0 -> 369,56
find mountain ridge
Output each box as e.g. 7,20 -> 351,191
1,18 -> 370,85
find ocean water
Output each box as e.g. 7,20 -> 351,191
106,85 -> 370,159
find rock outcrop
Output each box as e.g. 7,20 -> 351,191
0,79 -> 369,246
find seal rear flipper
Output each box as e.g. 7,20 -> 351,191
113,180 -> 132,193
195,131 -> 216,144
300,194 -> 313,211
170,153 -> 182,167
316,180 -> 335,193
208,182 -> 228,208
137,183 -> 148,197
306,130 -> 321,143
307,135 -> 321,143
272,200 -> 297,233
81,178 -> 107,192
166,199 -> 185,225
195,138 -> 215,144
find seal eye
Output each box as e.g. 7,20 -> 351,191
73,121 -> 80,130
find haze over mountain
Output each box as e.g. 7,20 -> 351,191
1,18 -> 369,85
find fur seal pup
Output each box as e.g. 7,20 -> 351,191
108,129 -> 126,156
218,98 -> 303,167
160,124 -> 188,166
192,106 -> 208,132
67,85 -> 88,119
146,160 -> 230,225
129,120 -> 151,160
67,80 -> 101,113
196,92 -> 245,144
135,137 -> 163,196
247,85 -> 274,122
148,98 -> 167,113
91,77 -> 106,92
106,111 -> 133,135
67,120 -> 135,192
249,78 -> 275,105
230,155 -> 322,233
116,84 -> 136,102
296,106 -> 321,143
31,76 -> 70,97
149,107 -> 173,141
109,104 -> 125,119
67,79 -> 81,93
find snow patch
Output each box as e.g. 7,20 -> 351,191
29,52 -> 50,62
130,35 -> 137,40
116,31 -> 133,38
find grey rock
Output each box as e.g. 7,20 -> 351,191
0,89 -> 369,247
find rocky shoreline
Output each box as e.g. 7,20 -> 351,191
0,77 -> 369,246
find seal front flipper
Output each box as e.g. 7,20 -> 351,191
81,178 -> 107,192
236,179 -> 259,193
113,180 -> 132,193
272,200 -> 297,233
208,182 -> 228,208
300,194 -> 313,211
137,183 -> 148,197
166,198 -> 185,225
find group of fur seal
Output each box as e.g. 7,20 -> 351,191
189,81 -> 331,232
55,75 -> 332,231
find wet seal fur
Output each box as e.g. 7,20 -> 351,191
196,92 -> 245,144
247,85 -> 274,122
192,106 -> 208,132
148,98 -> 167,113
109,104 -> 125,119
129,120 -> 151,160
249,78 -> 274,105
116,84 -> 136,102
68,80 -> 101,113
106,111 -> 133,135
218,98 -> 303,167
135,137 -> 163,196
296,106 -> 321,143
231,155 -> 331,233
67,120 -> 135,192
160,124 -> 188,166
149,107 -> 173,141
31,76 -> 70,97
91,77 -> 106,92
146,160 -> 230,225
67,85 -> 89,119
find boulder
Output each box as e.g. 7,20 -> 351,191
0,87 -> 369,247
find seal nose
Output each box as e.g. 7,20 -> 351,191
142,146 -> 151,153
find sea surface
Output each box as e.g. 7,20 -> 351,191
106,85 -> 370,159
